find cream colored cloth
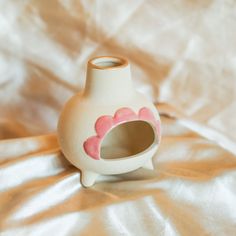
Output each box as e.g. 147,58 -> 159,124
0,1 -> 236,235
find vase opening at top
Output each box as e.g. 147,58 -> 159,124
85,55 -> 133,101
89,56 -> 128,70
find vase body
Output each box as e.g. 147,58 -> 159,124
57,56 -> 161,187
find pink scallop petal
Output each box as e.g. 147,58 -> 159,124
139,107 -> 161,136
83,136 -> 100,160
138,107 -> 156,123
154,120 -> 161,136
113,107 -> 137,124
95,115 -> 113,137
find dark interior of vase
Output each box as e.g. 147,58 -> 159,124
91,57 -> 125,69
100,120 -> 155,159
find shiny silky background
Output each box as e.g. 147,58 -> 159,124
0,1 -> 236,236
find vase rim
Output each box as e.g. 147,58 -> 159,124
88,55 -> 128,70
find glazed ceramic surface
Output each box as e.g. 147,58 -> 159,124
58,56 -> 161,186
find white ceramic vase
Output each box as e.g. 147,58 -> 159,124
57,56 -> 161,187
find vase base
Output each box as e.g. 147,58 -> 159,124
81,171 -> 99,187
142,160 -> 154,170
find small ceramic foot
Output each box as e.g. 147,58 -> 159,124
81,170 -> 99,187
142,159 -> 154,170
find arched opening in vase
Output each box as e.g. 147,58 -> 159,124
89,56 -> 127,69
100,120 -> 156,160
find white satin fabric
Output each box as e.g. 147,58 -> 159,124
0,1 -> 236,235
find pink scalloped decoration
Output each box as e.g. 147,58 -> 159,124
139,107 -> 161,136
155,120 -> 161,136
83,107 -> 161,160
83,136 -> 100,160
113,107 -> 138,124
95,115 -> 113,138
139,107 -> 156,122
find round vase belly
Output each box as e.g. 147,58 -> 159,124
57,56 -> 161,187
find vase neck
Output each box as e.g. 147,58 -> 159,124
84,56 -> 135,103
